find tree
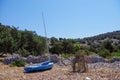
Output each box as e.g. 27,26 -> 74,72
0,25 -> 13,54
103,40 -> 113,53
74,44 -> 80,52
50,41 -> 63,54
98,48 -> 110,58
50,37 -> 58,45
62,39 -> 75,54
0,23 -> 46,56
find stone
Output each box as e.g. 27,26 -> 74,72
88,54 -> 106,63
3,54 -> 60,64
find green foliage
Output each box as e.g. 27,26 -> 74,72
74,44 -> 80,52
50,38 -> 77,54
17,48 -> 30,57
62,39 -> 75,54
98,49 -> 110,58
111,52 -> 120,58
10,59 -> 26,67
50,37 -> 58,45
1,22 -> 120,58
50,41 -> 63,54
61,53 -> 75,58
87,51 -> 95,55
103,40 -> 113,53
0,23 -> 46,56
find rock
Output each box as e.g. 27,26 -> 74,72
3,54 -> 60,64
88,54 -> 106,63
3,53 -> 120,65
108,58 -> 120,63
3,54 -> 22,64
86,77 -> 91,80
61,59 -> 72,66
50,54 -> 60,63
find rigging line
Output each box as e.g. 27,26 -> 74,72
42,12 -> 50,61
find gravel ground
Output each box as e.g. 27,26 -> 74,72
0,62 -> 120,80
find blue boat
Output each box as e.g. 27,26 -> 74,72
24,61 -> 53,72
24,12 -> 54,73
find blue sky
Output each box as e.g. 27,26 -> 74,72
0,0 -> 120,38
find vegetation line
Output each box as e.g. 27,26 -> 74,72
0,22 -> 120,59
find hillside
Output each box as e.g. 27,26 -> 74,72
75,31 -> 120,58
0,22 -> 120,58
80,30 -> 120,44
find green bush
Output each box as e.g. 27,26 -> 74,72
87,51 -> 95,55
111,52 -> 120,58
61,53 -> 75,58
98,49 -> 110,58
10,59 -> 26,67
17,48 -> 30,57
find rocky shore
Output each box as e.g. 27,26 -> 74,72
1,54 -> 120,80
0,61 -> 120,80
3,54 -> 120,65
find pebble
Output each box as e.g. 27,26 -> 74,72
86,77 -> 91,80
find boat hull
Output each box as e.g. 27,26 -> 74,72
24,61 -> 53,72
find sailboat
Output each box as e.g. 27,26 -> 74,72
24,12 -> 53,72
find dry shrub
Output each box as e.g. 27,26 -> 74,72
72,50 -> 88,73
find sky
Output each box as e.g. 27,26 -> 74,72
0,0 -> 120,38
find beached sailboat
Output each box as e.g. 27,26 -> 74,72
24,12 -> 53,72
24,61 -> 53,72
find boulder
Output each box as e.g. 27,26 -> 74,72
3,54 -> 60,64
88,54 -> 106,63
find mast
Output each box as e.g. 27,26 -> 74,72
42,12 -> 50,61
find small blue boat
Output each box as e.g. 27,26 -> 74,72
24,12 -> 54,73
24,61 -> 53,72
